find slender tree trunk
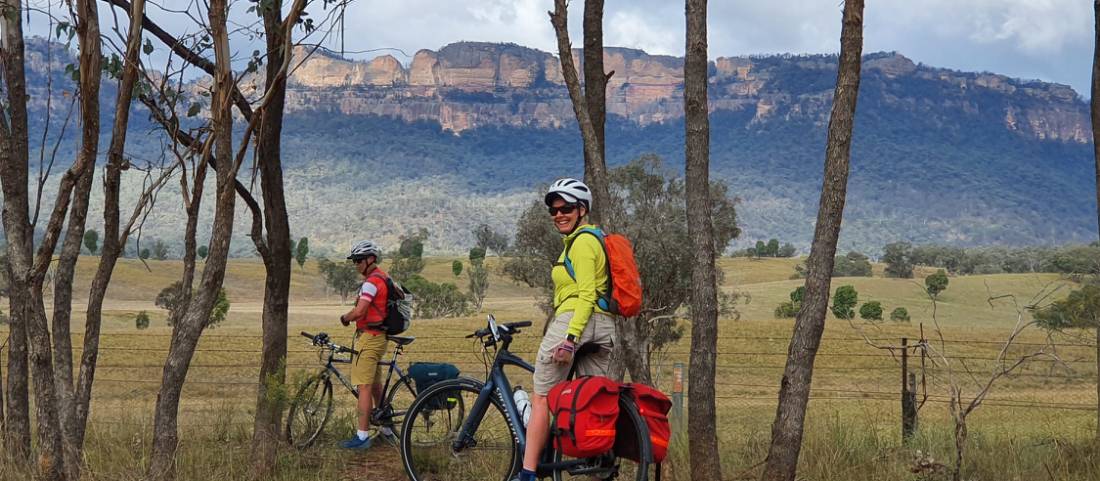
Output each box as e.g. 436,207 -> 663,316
74,0 -> 147,455
684,1 -> 722,479
761,2 -> 864,480
1091,0 -> 1100,445
581,0 -> 613,228
148,1 -> 236,478
52,2 -> 102,478
251,2 -> 293,473
549,0 -> 613,228
0,0 -> 33,458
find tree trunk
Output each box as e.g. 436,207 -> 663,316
0,0 -> 33,458
581,0 -> 613,229
148,1 -> 236,478
52,2 -> 103,478
251,2 -> 294,473
761,2 -> 864,480
1091,0 -> 1100,445
684,1 -> 722,479
74,0 -> 146,456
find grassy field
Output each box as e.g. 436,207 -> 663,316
0,255 -> 1097,480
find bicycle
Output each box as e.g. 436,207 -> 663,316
399,315 -> 656,481
286,330 -> 433,449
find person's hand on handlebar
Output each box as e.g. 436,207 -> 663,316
339,315 -> 350,327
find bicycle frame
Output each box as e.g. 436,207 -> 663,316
453,347 -> 536,454
319,338 -> 413,402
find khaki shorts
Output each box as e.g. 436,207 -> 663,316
533,311 -> 617,395
351,331 -> 387,386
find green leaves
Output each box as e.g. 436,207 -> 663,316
143,39 -> 154,55
186,103 -> 203,118
830,285 -> 858,320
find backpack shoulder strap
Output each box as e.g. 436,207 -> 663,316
562,227 -> 606,280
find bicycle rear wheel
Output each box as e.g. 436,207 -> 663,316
285,373 -> 334,449
401,379 -> 517,481
552,395 -> 655,481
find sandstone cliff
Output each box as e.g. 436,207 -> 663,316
277,43 -> 1088,141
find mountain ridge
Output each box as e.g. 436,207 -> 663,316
14,38 -> 1098,256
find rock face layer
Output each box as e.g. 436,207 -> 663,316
281,43 -> 1087,141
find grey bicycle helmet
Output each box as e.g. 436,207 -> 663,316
545,178 -> 593,210
347,240 -> 382,261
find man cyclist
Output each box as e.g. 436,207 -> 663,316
338,240 -> 398,449
516,178 -> 618,481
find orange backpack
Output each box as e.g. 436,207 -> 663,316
563,227 -> 643,317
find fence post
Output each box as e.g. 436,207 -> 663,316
672,362 -> 684,433
901,337 -> 917,442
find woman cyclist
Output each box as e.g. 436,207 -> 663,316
516,178 -> 618,481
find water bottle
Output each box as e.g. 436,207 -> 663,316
513,387 -> 532,427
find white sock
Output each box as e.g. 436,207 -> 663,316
380,426 -> 394,436
356,429 -> 370,441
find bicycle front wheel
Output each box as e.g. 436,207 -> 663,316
401,379 -> 517,481
552,395 -> 654,481
285,373 -> 334,449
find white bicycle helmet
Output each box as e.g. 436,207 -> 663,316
545,178 -> 593,210
347,240 -> 382,261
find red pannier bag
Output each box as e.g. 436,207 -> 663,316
548,376 -> 621,458
615,383 -> 673,463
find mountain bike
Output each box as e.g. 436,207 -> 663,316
399,315 -> 656,481
286,330 -> 429,449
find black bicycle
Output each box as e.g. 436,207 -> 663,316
399,315 -> 656,481
286,331 -> 426,449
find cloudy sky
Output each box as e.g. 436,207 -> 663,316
27,0 -> 1096,95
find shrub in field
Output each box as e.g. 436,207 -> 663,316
925,269 -> 949,298
403,276 -> 470,318
775,286 -> 805,318
859,301 -> 883,321
890,307 -> 910,322
831,285 -> 858,320
135,311 -> 150,330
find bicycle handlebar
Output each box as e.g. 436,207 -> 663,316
300,331 -> 355,354
465,320 -> 533,339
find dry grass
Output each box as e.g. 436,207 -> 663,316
0,255 -> 1096,480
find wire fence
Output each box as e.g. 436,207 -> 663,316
0,332 -> 1095,431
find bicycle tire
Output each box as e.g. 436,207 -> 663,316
551,395 -> 653,481
285,373 -> 334,449
401,378 -> 518,481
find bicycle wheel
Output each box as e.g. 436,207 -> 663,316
552,395 -> 654,481
285,373 -> 334,449
401,379 -> 517,481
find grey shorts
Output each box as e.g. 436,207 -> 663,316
533,311 -> 617,395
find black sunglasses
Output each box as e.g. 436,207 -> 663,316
548,203 -> 579,216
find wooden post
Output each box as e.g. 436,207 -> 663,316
672,362 -> 684,432
901,337 -> 917,441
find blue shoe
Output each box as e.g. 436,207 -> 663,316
341,435 -> 373,450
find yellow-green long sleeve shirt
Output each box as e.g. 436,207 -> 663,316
552,224 -> 610,338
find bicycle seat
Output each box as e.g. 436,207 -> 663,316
387,335 -> 415,346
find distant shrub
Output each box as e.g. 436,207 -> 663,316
135,311 -> 150,330
831,285 -> 858,320
859,301 -> 883,321
890,307 -> 910,322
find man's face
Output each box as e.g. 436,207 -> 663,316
353,256 -> 374,275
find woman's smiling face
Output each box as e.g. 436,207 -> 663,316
549,197 -> 583,234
